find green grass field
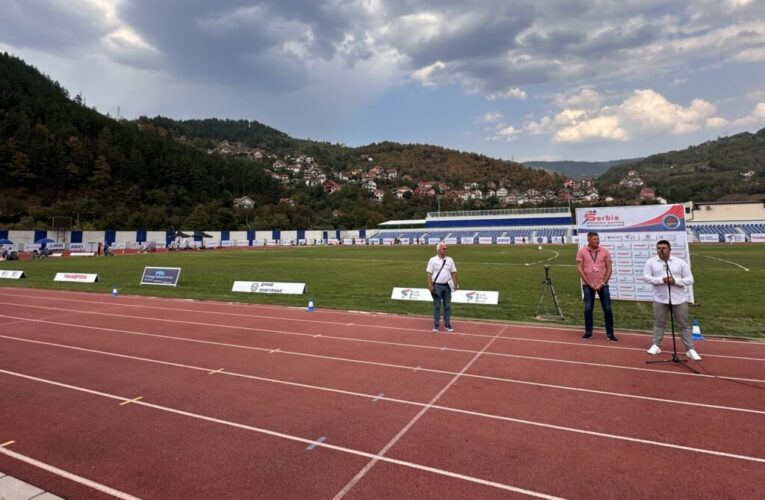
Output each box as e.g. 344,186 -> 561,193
1,244 -> 763,338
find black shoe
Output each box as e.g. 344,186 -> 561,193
582,333 -> 592,339
607,335 -> 619,342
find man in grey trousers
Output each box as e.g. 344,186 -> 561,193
643,240 -> 701,361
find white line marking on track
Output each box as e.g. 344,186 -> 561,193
0,445 -> 141,500
3,367 -> 764,469
119,396 -> 143,406
1,292 -> 761,347
333,327 -> 514,499
269,348 -> 280,354
0,368 -> 567,498
3,311 -> 763,385
372,393 -> 384,402
1,440 -> 15,447
2,321 -> 765,412
208,368 -> 224,375
18,330 -> 765,419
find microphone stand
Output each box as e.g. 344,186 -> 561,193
647,260 -> 698,374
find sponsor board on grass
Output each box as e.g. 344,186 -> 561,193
54,272 -> 98,283
232,281 -> 306,294
0,270 -> 25,280
140,267 -> 181,287
391,287 -> 499,305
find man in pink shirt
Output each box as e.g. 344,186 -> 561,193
576,232 -> 617,341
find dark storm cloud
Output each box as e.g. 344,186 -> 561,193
0,0 -> 108,54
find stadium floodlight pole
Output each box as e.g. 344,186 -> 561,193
646,261 -> 698,374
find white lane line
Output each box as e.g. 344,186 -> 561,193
208,368 -> 224,375
2,319 -> 765,410
3,312 -> 763,385
333,326 -> 555,499
2,306 -> 762,368
696,254 -> 750,272
3,333 -> 764,416
306,436 -> 326,450
1,440 -> 15,447
1,293 -> 760,347
0,368 -> 567,498
0,444 -> 141,500
4,367 -> 764,468
372,393 -> 384,402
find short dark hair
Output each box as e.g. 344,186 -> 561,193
587,231 -> 599,238
656,239 -> 671,248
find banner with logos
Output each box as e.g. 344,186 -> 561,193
724,233 -> 745,243
496,237 -> 512,244
140,267 -> 181,287
460,237 -> 475,244
0,270 -> 25,279
391,287 -> 499,305
443,237 -> 458,245
427,238 -> 441,244
54,272 -> 99,283
478,237 -> 493,244
699,234 -> 719,242
751,233 -> 765,242
232,281 -> 306,294
576,204 -> 692,302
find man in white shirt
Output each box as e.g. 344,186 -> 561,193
426,242 -> 459,332
643,240 -> 701,361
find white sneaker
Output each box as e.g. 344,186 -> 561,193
446,327 -> 454,332
432,328 -> 439,332
647,344 -> 661,355
686,348 -> 702,361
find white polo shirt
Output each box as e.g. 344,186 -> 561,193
427,255 -> 457,285
643,255 -> 694,304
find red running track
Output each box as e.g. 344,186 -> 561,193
0,287 -> 764,499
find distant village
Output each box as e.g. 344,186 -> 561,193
210,140 -> 662,209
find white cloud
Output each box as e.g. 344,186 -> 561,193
486,87 -> 527,101
486,123 -> 521,142
735,47 -> 765,62
480,112 -> 504,122
731,102 -> 765,126
526,88 -> 725,143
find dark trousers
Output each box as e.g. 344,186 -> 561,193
582,284 -> 614,336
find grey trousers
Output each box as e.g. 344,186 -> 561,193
652,301 -> 694,350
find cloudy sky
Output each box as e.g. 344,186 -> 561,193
2,0 -> 765,162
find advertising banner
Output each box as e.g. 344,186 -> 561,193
232,281 -> 306,294
54,272 -> 98,283
140,267 -> 181,287
391,287 -> 499,305
443,237 -> 458,245
478,237 -> 493,244
576,204 -> 693,302
751,233 -> 765,242
496,237 -> 512,244
428,238 -> 441,244
460,237 -> 475,244
699,234 -> 719,242
0,270 -> 25,279
724,233 -> 745,243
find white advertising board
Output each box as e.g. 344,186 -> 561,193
751,233 -> 765,242
699,234 -> 719,242
0,270 -> 25,279
232,281 -> 306,294
724,233 -> 745,243
391,287 -> 499,305
460,237 -> 474,244
576,204 -> 693,302
478,237 -> 493,244
496,237 -> 512,244
443,237 -> 458,245
54,272 -> 99,283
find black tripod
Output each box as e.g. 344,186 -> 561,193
646,262 -> 698,374
535,265 -> 564,321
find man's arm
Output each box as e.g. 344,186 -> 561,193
602,256 -> 612,289
576,259 -> 591,287
450,272 -> 458,290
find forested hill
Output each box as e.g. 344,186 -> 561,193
0,52 -> 280,229
138,117 -> 561,191
598,129 -> 765,202
524,158 -> 642,178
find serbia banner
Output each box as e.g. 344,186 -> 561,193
576,204 -> 693,303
